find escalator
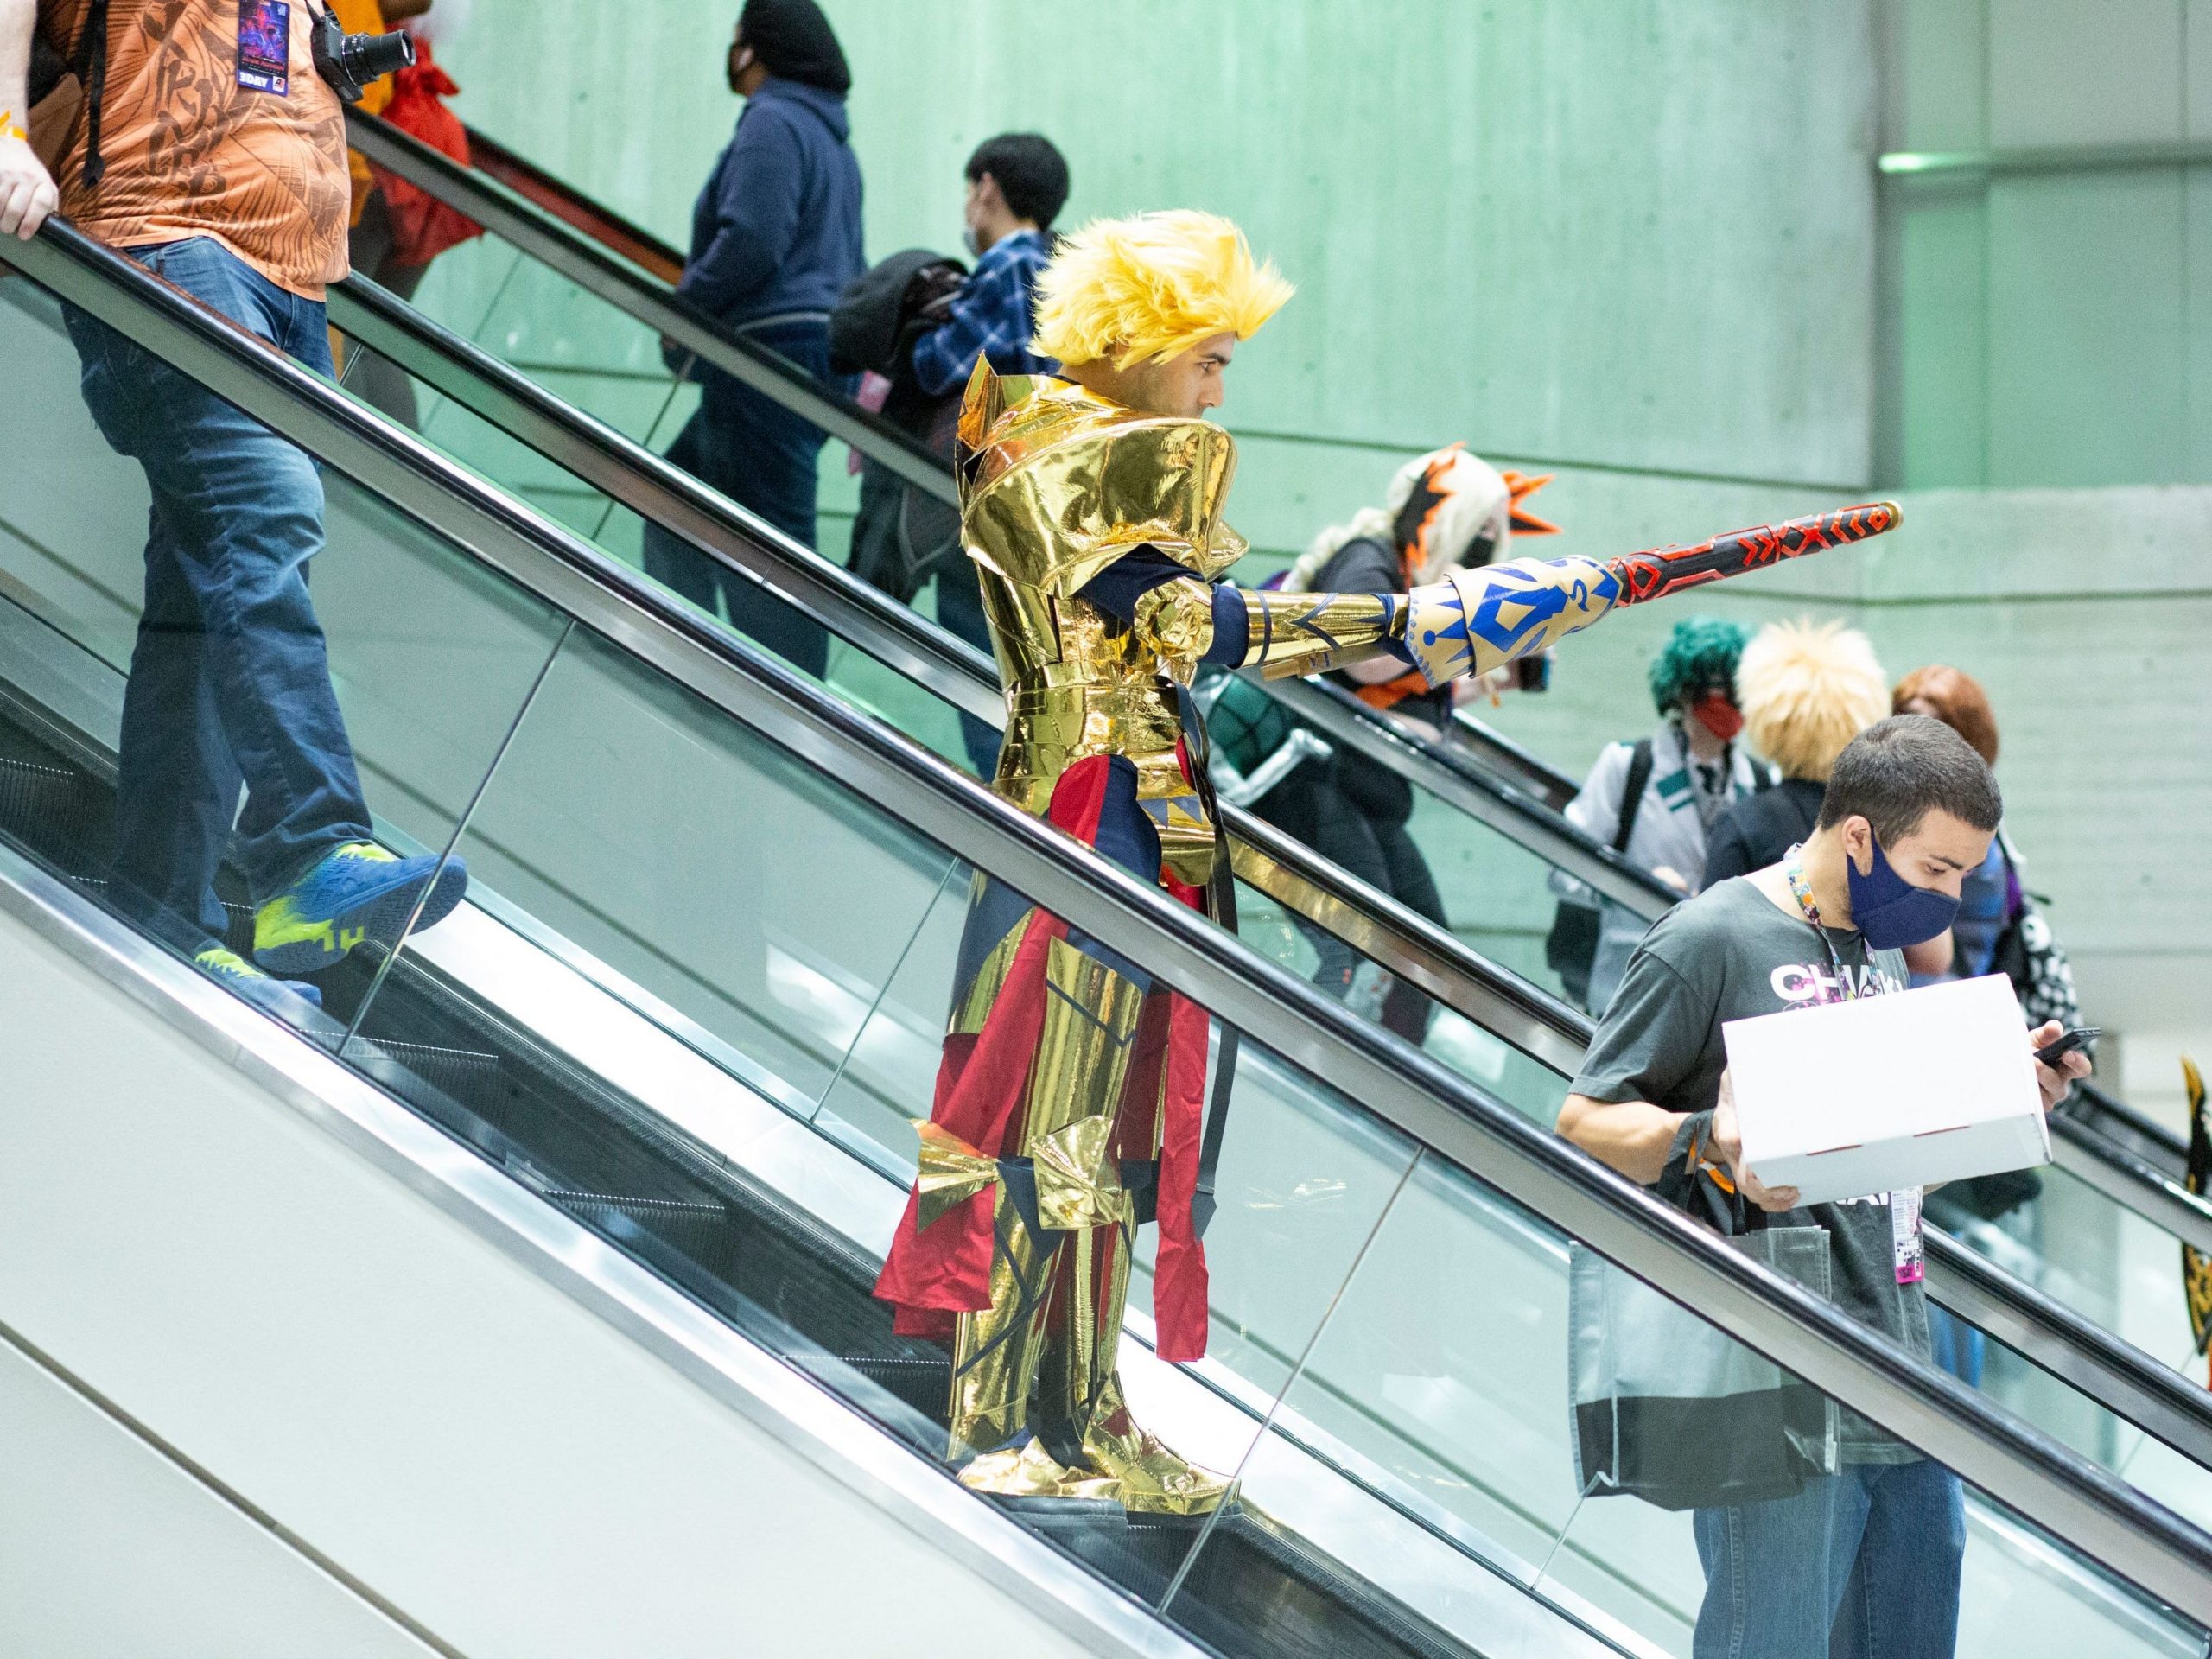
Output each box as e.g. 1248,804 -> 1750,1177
341,109 -> 2212,1401
6,216 -> 2212,1655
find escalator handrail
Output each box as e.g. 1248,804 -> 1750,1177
351,111 -> 1681,915
22,220 -> 2212,1623
462,124 -> 687,286
322,271 -> 1592,1077
1446,706 -> 1582,808
2068,1077 -> 2190,1163
323,267 -> 2212,1433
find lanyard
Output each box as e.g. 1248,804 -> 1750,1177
1783,845 -> 1858,1002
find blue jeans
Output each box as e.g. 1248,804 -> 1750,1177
63,238 -> 373,946
1693,1459 -> 1965,1659
641,316 -> 834,677
1927,1305 -> 1986,1387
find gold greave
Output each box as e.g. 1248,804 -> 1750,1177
1036,1211 -> 1135,1469
947,1185 -> 1053,1461
948,938 -> 1143,1467
1026,937 -> 1145,1230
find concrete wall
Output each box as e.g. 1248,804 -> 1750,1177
437,0 -> 1878,514
1878,0 -> 2212,487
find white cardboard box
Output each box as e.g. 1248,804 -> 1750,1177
1722,974 -> 2050,1205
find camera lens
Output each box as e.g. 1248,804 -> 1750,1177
343,29 -> 416,86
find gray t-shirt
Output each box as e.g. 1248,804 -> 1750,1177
1568,876 -> 1925,1461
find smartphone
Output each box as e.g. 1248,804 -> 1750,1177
1516,652 -> 1551,693
2034,1026 -> 2101,1066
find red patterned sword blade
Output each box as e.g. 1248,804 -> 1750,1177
1604,501 -> 1902,607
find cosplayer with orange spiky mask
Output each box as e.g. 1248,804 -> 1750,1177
872,210 -> 1902,1513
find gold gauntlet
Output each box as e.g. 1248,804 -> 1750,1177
1236,588 -> 1404,680
1130,578 -> 1219,685
1129,579 -> 1407,683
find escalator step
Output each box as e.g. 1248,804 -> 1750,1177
542,1188 -> 742,1287
358,1036 -> 505,1113
828,1352 -> 951,1421
0,753 -> 103,860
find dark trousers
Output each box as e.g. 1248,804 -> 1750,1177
641,317 -> 834,677
63,237 -> 374,946
933,555 -> 1003,778
341,188 -> 430,429
1255,763 -> 1447,1042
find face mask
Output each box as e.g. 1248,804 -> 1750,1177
1845,830 -> 1961,950
727,45 -> 752,95
1688,690 -> 1743,741
961,223 -> 986,259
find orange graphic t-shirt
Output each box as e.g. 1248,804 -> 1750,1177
37,1 -> 351,297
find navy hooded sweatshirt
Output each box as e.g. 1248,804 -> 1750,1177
677,76 -> 865,327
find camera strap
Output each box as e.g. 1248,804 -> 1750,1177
70,0 -> 111,188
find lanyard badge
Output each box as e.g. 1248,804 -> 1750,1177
1789,850 -> 1926,1280
1783,849 -> 1857,1003
238,1 -> 293,96
1891,1186 -> 1926,1285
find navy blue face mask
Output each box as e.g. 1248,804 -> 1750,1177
1845,830 -> 1961,950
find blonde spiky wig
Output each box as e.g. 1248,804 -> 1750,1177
1738,618 -> 1890,783
1031,210 -> 1294,369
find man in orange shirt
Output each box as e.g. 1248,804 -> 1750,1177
0,1 -> 466,1007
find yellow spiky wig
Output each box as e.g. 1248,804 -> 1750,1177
1030,210 -> 1295,369
1738,618 -> 1891,783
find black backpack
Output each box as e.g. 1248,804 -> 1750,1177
1545,739 -> 1655,1007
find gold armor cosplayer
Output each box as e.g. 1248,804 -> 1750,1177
872,211 -> 1727,1514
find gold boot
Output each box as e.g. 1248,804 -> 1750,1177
1047,1228 -> 1233,1517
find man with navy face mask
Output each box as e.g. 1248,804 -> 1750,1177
1558,715 -> 2091,1659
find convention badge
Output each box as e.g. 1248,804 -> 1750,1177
1891,1186 -> 1926,1285
237,1 -> 292,96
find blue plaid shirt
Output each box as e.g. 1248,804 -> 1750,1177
911,229 -> 1058,397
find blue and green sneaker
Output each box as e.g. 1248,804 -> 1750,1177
252,842 -> 469,976
194,944 -> 325,1014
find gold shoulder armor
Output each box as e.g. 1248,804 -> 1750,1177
963,391 -> 1246,596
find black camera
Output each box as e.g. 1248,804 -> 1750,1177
310,8 -> 415,105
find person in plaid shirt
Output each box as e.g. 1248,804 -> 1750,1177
912,132 -> 1069,396
913,133 -> 1071,772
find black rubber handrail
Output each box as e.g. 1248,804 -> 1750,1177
19,222 -> 2212,1628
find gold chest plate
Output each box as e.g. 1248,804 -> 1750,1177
960,368 -> 1241,888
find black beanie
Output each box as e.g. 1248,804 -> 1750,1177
738,0 -> 852,96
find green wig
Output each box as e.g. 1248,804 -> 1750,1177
1648,616 -> 1751,715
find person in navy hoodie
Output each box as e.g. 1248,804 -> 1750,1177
645,0 -> 864,677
